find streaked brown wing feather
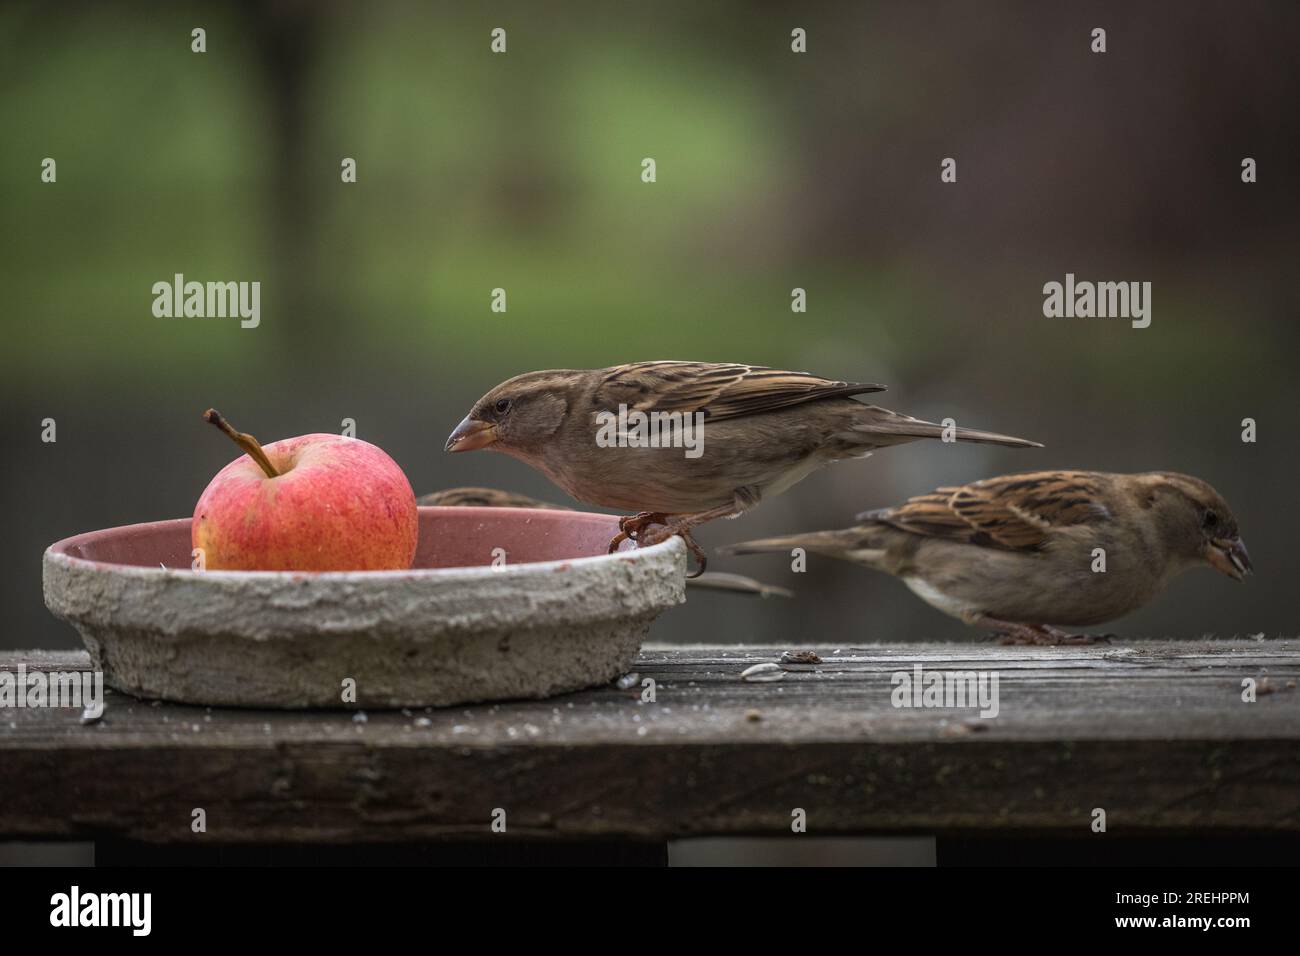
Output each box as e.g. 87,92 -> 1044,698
870,471 -> 1110,551
594,361 -> 885,422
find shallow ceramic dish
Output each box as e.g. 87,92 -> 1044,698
43,507 -> 685,709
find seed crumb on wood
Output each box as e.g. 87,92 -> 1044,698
780,650 -> 822,665
740,662 -> 784,682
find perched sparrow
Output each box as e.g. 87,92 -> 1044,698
722,470 -> 1252,644
445,361 -> 1039,571
419,485 -> 793,598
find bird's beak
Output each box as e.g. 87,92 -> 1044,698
445,417 -> 498,453
1206,536 -> 1252,581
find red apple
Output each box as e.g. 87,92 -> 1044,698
193,410 -> 418,571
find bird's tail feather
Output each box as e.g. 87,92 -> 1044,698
687,571 -> 795,598
850,406 -> 1042,449
719,529 -> 867,559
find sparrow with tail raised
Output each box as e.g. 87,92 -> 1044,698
445,361 -> 1040,572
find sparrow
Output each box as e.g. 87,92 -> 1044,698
445,361 -> 1040,572
418,485 -> 794,598
721,470 -> 1252,644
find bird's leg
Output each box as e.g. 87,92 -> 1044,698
1036,627 -> 1113,646
1029,629 -> 1112,650
637,504 -> 742,578
980,617 -> 1112,646
606,512 -> 668,554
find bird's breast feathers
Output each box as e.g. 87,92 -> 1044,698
902,576 -> 982,620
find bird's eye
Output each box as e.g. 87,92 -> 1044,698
494,398 -> 512,415
1203,509 -> 1219,529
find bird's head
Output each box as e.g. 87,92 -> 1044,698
1143,472 -> 1252,581
445,370 -> 574,455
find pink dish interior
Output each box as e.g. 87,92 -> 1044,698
48,506 -> 630,571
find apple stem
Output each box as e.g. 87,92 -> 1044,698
203,409 -> 280,479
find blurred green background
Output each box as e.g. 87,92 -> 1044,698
3,0 -> 1297,651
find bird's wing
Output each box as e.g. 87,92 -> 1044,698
863,471 -> 1111,551
593,361 -> 886,423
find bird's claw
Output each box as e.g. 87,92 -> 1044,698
683,534 -> 708,578
607,513 -> 710,577
607,512 -> 666,554
638,525 -> 708,577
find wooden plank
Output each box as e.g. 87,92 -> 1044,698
2,642 -> 1297,842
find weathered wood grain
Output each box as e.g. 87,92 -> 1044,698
2,641 -> 1297,842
